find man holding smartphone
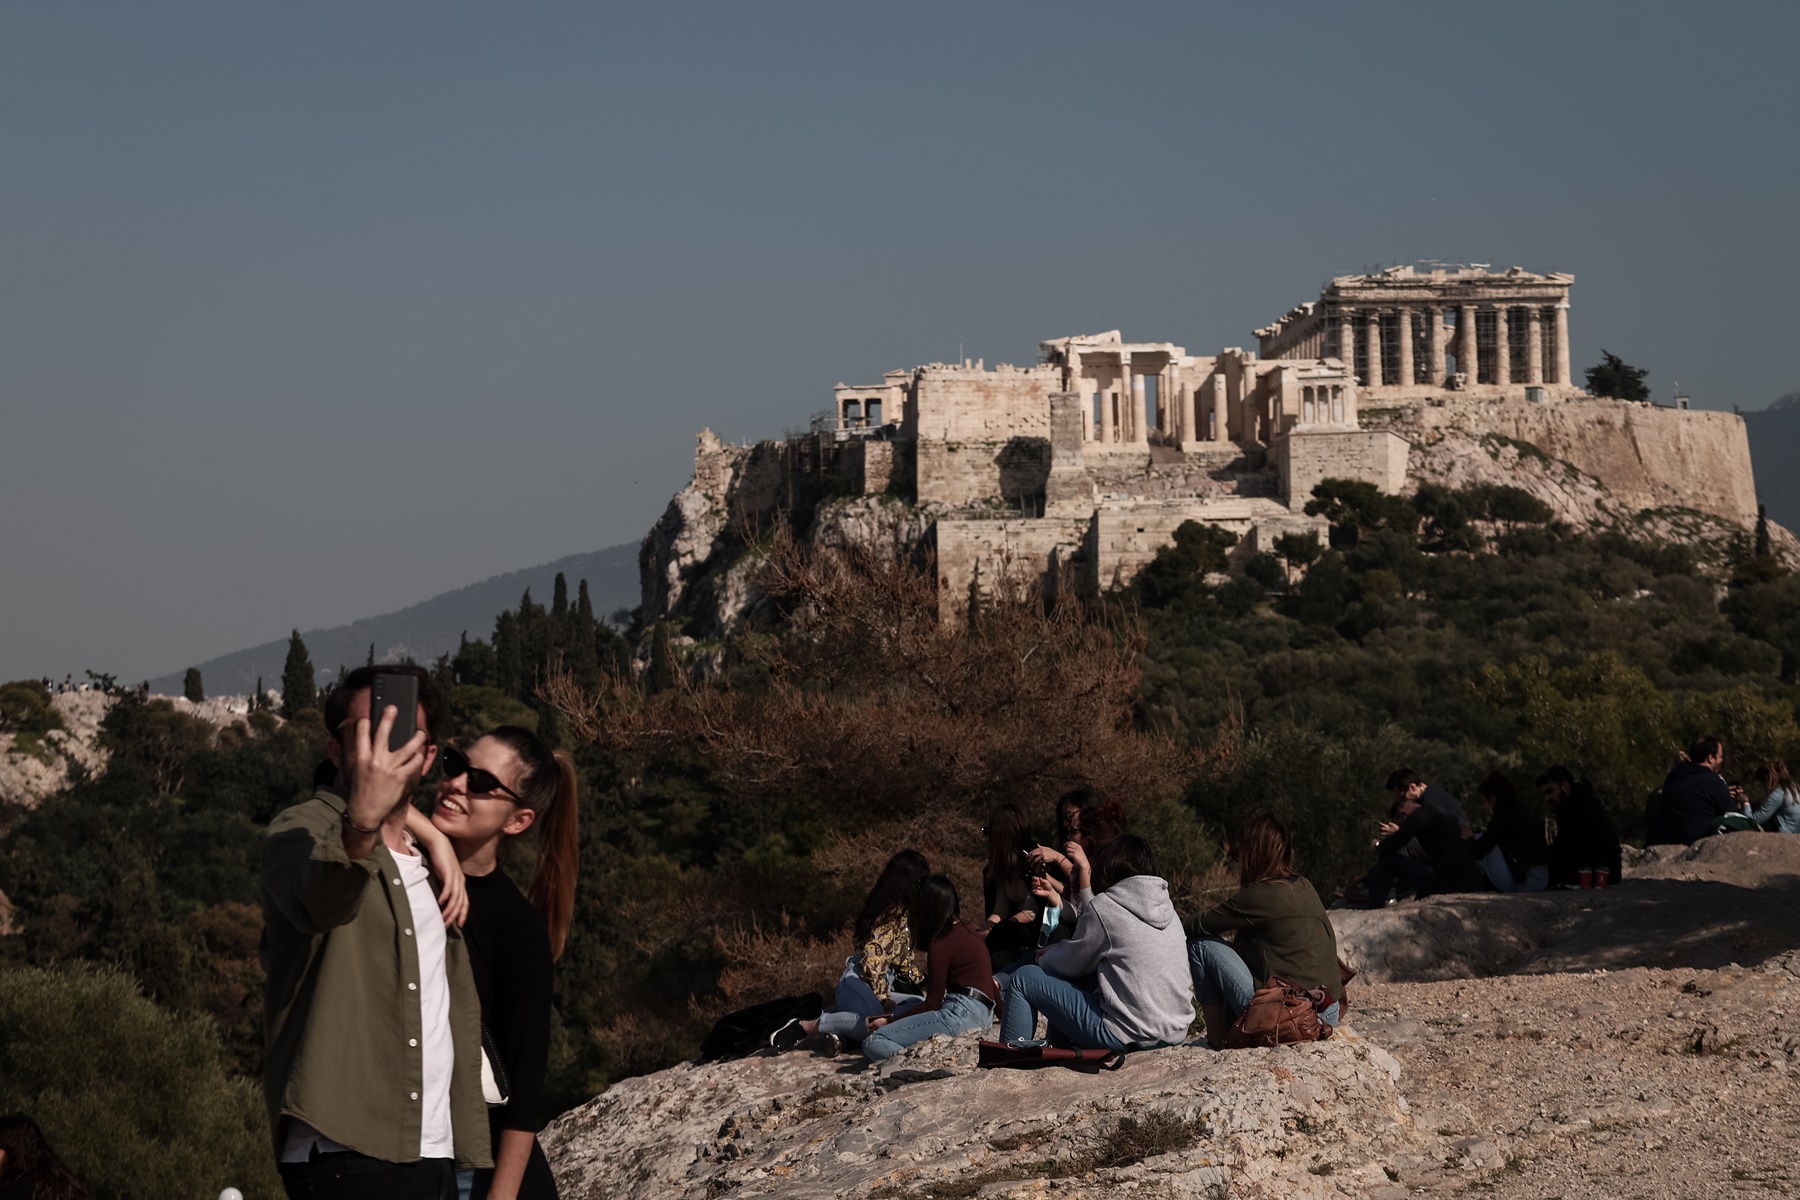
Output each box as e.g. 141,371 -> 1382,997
260,665 -> 491,1198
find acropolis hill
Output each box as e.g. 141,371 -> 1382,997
641,265 -> 1771,631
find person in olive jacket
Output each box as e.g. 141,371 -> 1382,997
1187,815 -> 1343,1048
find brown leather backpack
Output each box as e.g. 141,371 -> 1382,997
1223,979 -> 1336,1048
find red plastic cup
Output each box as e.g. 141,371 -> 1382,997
1594,867 -> 1610,889
1578,868 -> 1594,889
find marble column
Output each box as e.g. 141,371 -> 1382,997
1211,374 -> 1228,442
1066,352 -> 1086,439
1130,363 -> 1148,444
1337,308 -> 1354,366
1458,304 -> 1477,382
1494,306 -> 1511,386
1180,367 -> 1197,444
1554,303 -> 1571,385
1525,309 -> 1543,385
1397,309 -> 1415,387
1427,306 -> 1445,385
1118,352 -> 1133,442
1099,367 -> 1115,444
1365,310 -> 1383,386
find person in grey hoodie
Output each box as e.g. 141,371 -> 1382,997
997,835 -> 1195,1050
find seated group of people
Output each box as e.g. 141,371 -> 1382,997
1349,765 -> 1623,906
773,790 -> 1344,1060
1651,739 -> 1798,843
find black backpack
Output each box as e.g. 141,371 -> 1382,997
697,993 -> 823,1063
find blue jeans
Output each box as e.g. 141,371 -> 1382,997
1188,937 -> 1340,1026
998,964 -> 1126,1050
862,992 -> 993,1061
819,955 -> 923,1042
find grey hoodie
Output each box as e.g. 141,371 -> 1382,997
1038,875 -> 1195,1047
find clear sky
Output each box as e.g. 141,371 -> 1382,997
3,1 -> 1796,683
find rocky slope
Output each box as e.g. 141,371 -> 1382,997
0,691 -> 271,809
545,835 -> 1800,1199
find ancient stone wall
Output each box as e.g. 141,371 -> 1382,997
1373,399 -> 1757,523
914,437 -> 1051,509
1092,498 -> 1295,589
909,364 -> 1060,442
1276,429 -> 1411,504
934,516 -> 1092,617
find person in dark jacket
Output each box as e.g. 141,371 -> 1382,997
1470,771 -> 1549,892
1540,766 -> 1622,887
1361,788 -> 1484,906
1385,768 -> 1472,834
1656,738 -> 1733,845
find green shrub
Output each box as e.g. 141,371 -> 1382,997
0,679 -> 62,735
0,964 -> 279,1200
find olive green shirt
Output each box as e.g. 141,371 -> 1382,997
1188,876 -> 1344,1002
260,787 -> 492,1168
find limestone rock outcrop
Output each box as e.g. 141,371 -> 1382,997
542,1030 -> 1438,1199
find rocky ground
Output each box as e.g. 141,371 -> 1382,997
543,836 -> 1800,1199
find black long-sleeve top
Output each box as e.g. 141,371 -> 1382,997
1379,802 -> 1484,891
464,869 -> 558,1199
1469,802 -> 1549,878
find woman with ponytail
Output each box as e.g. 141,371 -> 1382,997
409,725 -> 578,1200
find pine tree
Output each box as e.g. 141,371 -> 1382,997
182,668 -> 204,704
280,630 -> 317,718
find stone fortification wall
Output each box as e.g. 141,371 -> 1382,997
1276,429 -> 1411,504
1371,399 -> 1758,524
1091,498 -> 1299,590
909,364 -> 1058,441
915,437 -> 1050,509
934,516 -> 1091,616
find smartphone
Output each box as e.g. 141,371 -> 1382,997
369,672 -> 419,752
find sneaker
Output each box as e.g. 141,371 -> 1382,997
770,1019 -> 807,1051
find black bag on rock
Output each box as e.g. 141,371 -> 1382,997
697,993 -> 824,1063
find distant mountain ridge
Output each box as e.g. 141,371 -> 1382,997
1745,393 -> 1800,534
147,543 -> 640,696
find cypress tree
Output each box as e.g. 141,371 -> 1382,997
552,573 -> 569,620
493,611 -> 523,699
280,630 -> 317,718
253,676 -> 267,710
182,668 -> 204,704
1756,504 -> 1772,560
646,622 -> 677,694
365,643 -> 375,668
570,580 -> 601,685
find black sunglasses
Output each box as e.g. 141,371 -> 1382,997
441,745 -> 526,804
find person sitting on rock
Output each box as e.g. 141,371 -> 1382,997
1469,771 -> 1550,893
1360,783 -> 1484,906
976,804 -> 1044,975
1656,737 -> 1734,845
858,874 -> 999,1062
773,850 -> 930,1050
997,836 -> 1194,1052
1187,815 -> 1343,1047
1023,788 -> 1124,921
1750,761 -> 1800,833
1385,768 -> 1473,836
1541,766 -> 1623,886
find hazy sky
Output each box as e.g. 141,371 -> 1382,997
4,2 -> 1797,683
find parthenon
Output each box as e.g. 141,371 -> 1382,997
1255,264 -> 1576,400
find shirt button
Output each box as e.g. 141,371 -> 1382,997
409,1038 -> 418,1047
410,1091 -> 419,1101
404,928 -> 413,937
392,878 -> 402,886
408,982 -> 417,991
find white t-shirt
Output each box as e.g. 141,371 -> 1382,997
395,842 -> 456,1159
280,840 -> 456,1163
